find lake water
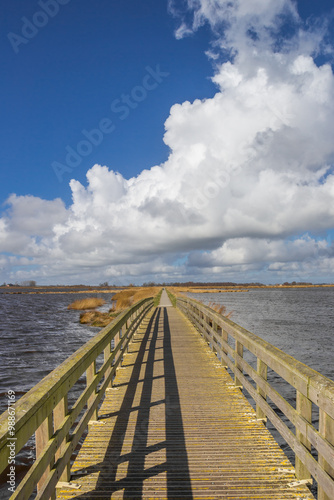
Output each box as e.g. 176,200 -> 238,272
0,289 -> 115,499
188,287 -> 334,381
0,289 -> 115,413
0,287 -> 333,498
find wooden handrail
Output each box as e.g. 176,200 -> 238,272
0,297 -> 154,499
177,296 -> 334,500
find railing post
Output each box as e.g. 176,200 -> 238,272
206,314 -> 212,346
212,321 -> 220,355
318,410 -> 334,500
295,391 -> 312,480
221,329 -> 228,368
119,327 -> 123,364
256,359 -> 268,421
36,413 -> 55,499
54,395 -> 71,483
234,340 -> 243,388
125,318 -> 131,352
125,319 -> 128,351
87,360 -> 98,422
114,329 -> 120,367
104,341 -> 112,388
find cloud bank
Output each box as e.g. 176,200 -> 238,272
1,0 -> 334,284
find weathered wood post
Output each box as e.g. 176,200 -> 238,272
125,318 -> 130,352
206,314 -> 213,350
54,395 -> 71,483
295,391 -> 312,480
201,310 -> 205,334
318,410 -> 334,500
212,321 -> 222,356
114,329 -> 120,367
36,414 -> 55,499
104,340 -> 112,389
211,320 -> 217,354
256,359 -> 268,421
221,329 -> 228,368
234,340 -> 243,388
119,327 -> 123,365
87,360 -> 98,422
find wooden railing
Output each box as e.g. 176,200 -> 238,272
0,297 -> 154,500
177,296 -> 334,500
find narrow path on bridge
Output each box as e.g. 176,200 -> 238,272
157,289 -> 173,307
58,301 -> 314,499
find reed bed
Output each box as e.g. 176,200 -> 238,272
111,287 -> 160,311
76,287 -> 160,327
68,297 -> 106,310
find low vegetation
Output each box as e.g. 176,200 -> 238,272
166,288 -> 177,307
153,289 -> 163,306
111,287 -> 160,310
208,302 -> 233,319
68,298 -> 106,310
79,308 -> 119,327
70,287 -> 161,327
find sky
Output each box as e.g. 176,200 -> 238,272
1,0 -> 334,285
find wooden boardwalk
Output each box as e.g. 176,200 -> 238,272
57,292 -> 314,499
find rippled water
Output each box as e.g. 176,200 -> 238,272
189,287 -> 334,380
0,289 -> 115,499
0,290 -> 115,412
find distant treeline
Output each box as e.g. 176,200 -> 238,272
142,281 -> 314,287
2,281 -> 320,289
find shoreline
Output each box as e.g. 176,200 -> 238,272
1,283 -> 334,295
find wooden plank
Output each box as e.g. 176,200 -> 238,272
57,304 -> 314,500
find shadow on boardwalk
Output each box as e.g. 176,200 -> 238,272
71,307 -> 193,499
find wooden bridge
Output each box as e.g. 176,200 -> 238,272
0,289 -> 333,499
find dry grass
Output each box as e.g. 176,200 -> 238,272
208,302 -> 233,319
168,286 -> 247,294
111,287 -> 160,311
79,309 -> 119,327
68,297 -> 106,310
74,287 -> 159,327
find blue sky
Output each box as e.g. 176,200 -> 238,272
1,0 -> 216,203
1,0 -> 334,285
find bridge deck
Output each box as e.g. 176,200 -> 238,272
57,294 -> 314,499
